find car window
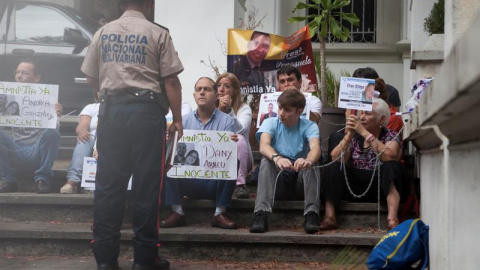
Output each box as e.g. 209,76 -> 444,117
12,4 -> 77,45
0,6 -> 7,42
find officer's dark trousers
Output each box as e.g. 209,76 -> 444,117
92,100 -> 165,265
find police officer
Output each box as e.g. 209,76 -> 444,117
81,0 -> 183,269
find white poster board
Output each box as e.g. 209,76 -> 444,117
256,92 -> 312,128
167,130 -> 237,180
81,157 -> 132,190
338,77 -> 375,111
0,81 -> 58,128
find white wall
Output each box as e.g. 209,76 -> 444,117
410,0 -> 435,52
155,0 -> 240,109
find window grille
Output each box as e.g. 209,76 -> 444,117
308,0 -> 376,43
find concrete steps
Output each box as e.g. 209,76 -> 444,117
0,220 -> 381,262
0,126 -> 392,265
0,192 -> 386,263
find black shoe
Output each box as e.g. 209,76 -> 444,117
250,210 -> 268,233
132,258 -> 170,270
0,181 -> 18,193
304,211 -> 319,234
97,261 -> 119,270
36,179 -> 50,193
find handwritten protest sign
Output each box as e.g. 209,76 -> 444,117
167,130 -> 237,180
0,81 -> 58,128
227,26 -> 317,94
81,157 -> 132,190
256,92 -> 311,128
338,77 -> 375,111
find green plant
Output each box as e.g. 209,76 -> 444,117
424,0 -> 444,35
288,0 -> 359,107
313,53 -> 350,107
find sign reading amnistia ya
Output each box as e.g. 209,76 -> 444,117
167,130 -> 237,180
0,81 -> 58,129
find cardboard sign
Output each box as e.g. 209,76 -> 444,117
338,77 -> 375,111
256,92 -> 312,128
227,26 -> 317,94
167,130 -> 237,180
0,81 -> 58,128
81,157 -> 132,190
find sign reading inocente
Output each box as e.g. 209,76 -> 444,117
0,81 -> 58,128
167,130 -> 237,180
338,77 -> 375,111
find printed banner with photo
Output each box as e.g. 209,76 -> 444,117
0,81 -> 58,128
81,157 -> 132,190
338,77 -> 376,111
167,130 -> 237,180
256,92 -> 312,128
227,26 -> 317,94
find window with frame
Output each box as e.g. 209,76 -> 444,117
308,0 -> 376,43
12,4 -> 77,45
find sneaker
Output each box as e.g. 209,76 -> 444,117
234,185 -> 250,199
60,182 -> 78,194
304,211 -> 319,234
250,210 -> 268,233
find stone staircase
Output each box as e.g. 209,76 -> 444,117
0,119 -> 392,266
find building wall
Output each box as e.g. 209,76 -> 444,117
155,0 -> 242,108
405,4 -> 480,267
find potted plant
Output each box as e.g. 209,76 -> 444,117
288,0 -> 359,107
424,0 -> 444,35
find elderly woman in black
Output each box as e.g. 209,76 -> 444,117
320,98 -> 403,231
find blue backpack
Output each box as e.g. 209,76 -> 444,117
367,219 -> 429,270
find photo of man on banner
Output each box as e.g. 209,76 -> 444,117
227,26 -> 318,95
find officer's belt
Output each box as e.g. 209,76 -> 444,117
106,89 -> 159,104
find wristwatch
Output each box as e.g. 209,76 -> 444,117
271,153 -> 280,161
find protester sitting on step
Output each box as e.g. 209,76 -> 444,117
250,89 -> 321,234
0,59 -> 62,194
216,72 -> 253,199
320,98 -> 403,231
250,65 -> 323,184
60,102 -> 100,194
161,77 -> 239,230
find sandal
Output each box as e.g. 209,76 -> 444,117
319,217 -> 338,231
387,218 -> 399,230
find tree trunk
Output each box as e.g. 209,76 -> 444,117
319,37 -> 328,107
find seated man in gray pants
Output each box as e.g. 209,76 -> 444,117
250,88 -> 321,234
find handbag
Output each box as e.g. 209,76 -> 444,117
367,219 -> 429,270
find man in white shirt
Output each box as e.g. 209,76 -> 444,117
276,65 -> 322,124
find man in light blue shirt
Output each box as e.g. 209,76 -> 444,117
161,77 -> 238,230
250,88 -> 322,234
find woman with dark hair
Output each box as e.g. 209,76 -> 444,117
216,72 -> 253,198
185,150 -> 200,166
6,101 -> 20,115
350,67 -> 403,132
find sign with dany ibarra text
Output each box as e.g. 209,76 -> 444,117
167,130 -> 237,180
0,81 -> 58,129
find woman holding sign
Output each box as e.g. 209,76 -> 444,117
216,73 -> 253,199
320,98 -> 403,231
60,103 -> 99,194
